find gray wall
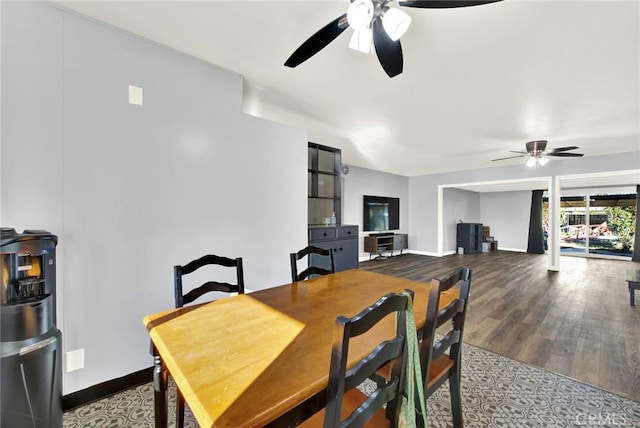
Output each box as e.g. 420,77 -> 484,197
1,1 -> 307,394
342,166 -> 409,260
480,191 -> 532,252
443,188 -> 481,253
409,152 -> 640,255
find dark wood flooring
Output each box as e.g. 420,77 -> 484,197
359,251 -> 640,402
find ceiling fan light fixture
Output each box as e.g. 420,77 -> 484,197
525,156 -> 538,168
525,156 -> 549,168
347,0 -> 375,31
349,28 -> 374,54
382,7 -> 412,41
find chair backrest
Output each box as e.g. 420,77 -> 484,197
324,290 -> 413,428
419,266 -> 471,392
290,245 -> 335,282
174,254 -> 244,308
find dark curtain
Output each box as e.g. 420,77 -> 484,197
527,190 -> 545,254
633,185 -> 640,262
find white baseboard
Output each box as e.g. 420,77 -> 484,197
406,250 -> 441,257
498,247 -> 527,253
360,248 -> 533,261
360,249 -> 442,261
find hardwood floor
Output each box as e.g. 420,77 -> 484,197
359,251 -> 640,402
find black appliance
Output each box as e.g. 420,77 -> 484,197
1,228 -> 62,428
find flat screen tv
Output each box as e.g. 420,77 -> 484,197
363,195 -> 400,232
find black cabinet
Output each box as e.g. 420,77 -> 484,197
457,223 -> 483,254
308,143 -> 341,226
309,225 -> 358,272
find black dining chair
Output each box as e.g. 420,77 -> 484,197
419,266 -> 472,428
172,253 -> 245,428
290,245 -> 335,282
369,266 -> 472,428
300,290 -> 413,428
174,254 -> 244,308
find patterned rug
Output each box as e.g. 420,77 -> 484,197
63,342 -> 640,427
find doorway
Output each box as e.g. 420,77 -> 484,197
543,190 -> 637,258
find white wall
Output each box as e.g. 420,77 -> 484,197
1,1 -> 307,394
480,191 -> 532,252
342,166 -> 409,260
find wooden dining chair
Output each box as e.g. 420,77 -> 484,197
419,266 -> 472,428
300,290 -> 413,428
174,254 -> 244,308
369,267 -> 471,428
290,245 -> 335,282
172,253 -> 245,428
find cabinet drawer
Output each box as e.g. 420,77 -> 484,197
309,227 -> 336,242
337,226 -> 358,239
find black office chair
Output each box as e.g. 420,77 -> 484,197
419,266 -> 472,428
300,291 -> 413,428
172,253 -> 245,428
290,245 -> 335,282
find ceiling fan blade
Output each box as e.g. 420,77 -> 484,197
284,14 -> 348,68
399,0 -> 502,9
372,18 -> 403,78
547,146 -> 580,153
547,152 -> 584,157
491,155 -> 526,161
508,151 -> 528,155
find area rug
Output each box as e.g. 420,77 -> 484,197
63,342 -> 640,427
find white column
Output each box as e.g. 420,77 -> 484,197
437,185 -> 444,256
548,176 -> 560,271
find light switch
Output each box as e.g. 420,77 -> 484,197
128,85 -> 143,106
66,348 -> 85,372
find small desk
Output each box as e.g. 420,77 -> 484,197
144,269 -> 456,428
625,269 -> 640,306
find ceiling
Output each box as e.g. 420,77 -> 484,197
56,0 -> 639,178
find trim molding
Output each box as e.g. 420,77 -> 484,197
406,250 -> 441,257
498,247 -> 527,253
63,367 -> 152,411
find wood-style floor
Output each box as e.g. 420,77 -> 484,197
359,251 -> 640,402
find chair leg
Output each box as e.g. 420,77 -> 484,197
176,389 -> 185,428
449,371 -> 463,428
415,400 -> 428,428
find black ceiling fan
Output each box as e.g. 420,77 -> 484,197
284,0 -> 502,78
491,140 -> 584,167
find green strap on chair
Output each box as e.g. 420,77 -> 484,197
400,290 -> 428,428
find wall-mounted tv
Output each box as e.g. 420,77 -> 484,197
363,195 -> 400,232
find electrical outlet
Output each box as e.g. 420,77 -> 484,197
66,349 -> 85,372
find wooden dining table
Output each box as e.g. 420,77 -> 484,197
143,269 -> 458,428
